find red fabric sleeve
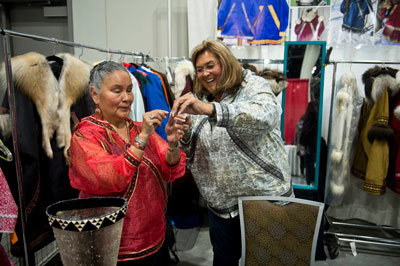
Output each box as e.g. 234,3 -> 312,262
69,128 -> 140,195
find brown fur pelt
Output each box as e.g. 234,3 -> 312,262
0,52 -> 91,159
367,124 -> 395,143
258,68 -> 288,96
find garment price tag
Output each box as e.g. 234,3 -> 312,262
349,241 -> 357,256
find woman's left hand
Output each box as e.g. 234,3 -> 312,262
165,113 -> 189,143
171,93 -> 213,117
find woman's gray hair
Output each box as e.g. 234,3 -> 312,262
89,61 -> 129,93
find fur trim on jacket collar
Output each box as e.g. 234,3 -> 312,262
0,52 -> 91,159
362,66 -> 400,103
173,60 -> 194,99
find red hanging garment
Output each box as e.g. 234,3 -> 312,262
0,168 -> 18,233
284,78 -> 309,144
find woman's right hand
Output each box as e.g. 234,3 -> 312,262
140,110 -> 169,141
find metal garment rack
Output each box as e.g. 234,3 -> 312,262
324,59 -> 400,256
0,28 -> 162,266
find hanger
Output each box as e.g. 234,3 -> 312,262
53,39 -> 59,55
118,53 -> 125,63
140,52 -> 145,65
78,47 -> 84,59
0,138 -> 12,162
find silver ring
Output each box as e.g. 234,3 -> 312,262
150,115 -> 155,119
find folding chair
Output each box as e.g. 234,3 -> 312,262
238,196 -> 324,266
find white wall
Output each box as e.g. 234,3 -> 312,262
71,0 -> 188,64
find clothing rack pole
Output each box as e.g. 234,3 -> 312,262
0,28 -> 145,57
237,58 -> 284,65
2,31 -> 30,266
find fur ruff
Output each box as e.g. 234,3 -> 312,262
173,60 -> 194,99
362,66 -> 399,103
371,75 -> 398,102
0,52 -> 90,159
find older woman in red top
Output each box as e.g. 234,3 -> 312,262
68,61 -> 188,265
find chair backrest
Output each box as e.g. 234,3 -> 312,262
238,196 -> 324,266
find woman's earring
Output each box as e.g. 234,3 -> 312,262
95,106 -> 102,114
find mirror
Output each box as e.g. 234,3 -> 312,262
281,41 -> 326,190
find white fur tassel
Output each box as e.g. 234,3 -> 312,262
330,180 -> 345,195
331,150 -> 343,163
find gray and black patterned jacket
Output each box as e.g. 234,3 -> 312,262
181,69 -> 292,218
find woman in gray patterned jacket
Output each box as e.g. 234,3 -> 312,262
171,40 -> 292,266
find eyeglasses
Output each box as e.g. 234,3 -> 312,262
196,62 -> 219,75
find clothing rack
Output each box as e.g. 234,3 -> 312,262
325,59 -> 400,257
0,27 -> 164,266
237,58 -> 283,65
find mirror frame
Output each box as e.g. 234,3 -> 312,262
281,41 -> 326,190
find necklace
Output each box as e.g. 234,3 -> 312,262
112,121 -> 130,143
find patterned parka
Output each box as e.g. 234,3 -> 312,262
181,69 -> 292,218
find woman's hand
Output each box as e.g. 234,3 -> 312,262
165,113 -> 189,143
171,93 -> 214,117
140,110 -> 169,141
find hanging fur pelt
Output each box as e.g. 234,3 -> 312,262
0,52 -> 61,159
0,52 -> 91,159
55,53 -> 91,158
258,68 -> 288,96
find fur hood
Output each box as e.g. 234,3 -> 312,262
172,60 -> 195,99
0,52 -> 91,159
362,66 -> 400,103
301,8 -> 318,22
362,66 -> 400,120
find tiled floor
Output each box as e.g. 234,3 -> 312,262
176,226 -> 400,266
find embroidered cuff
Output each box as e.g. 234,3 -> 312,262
213,102 -> 223,126
124,148 -> 142,168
